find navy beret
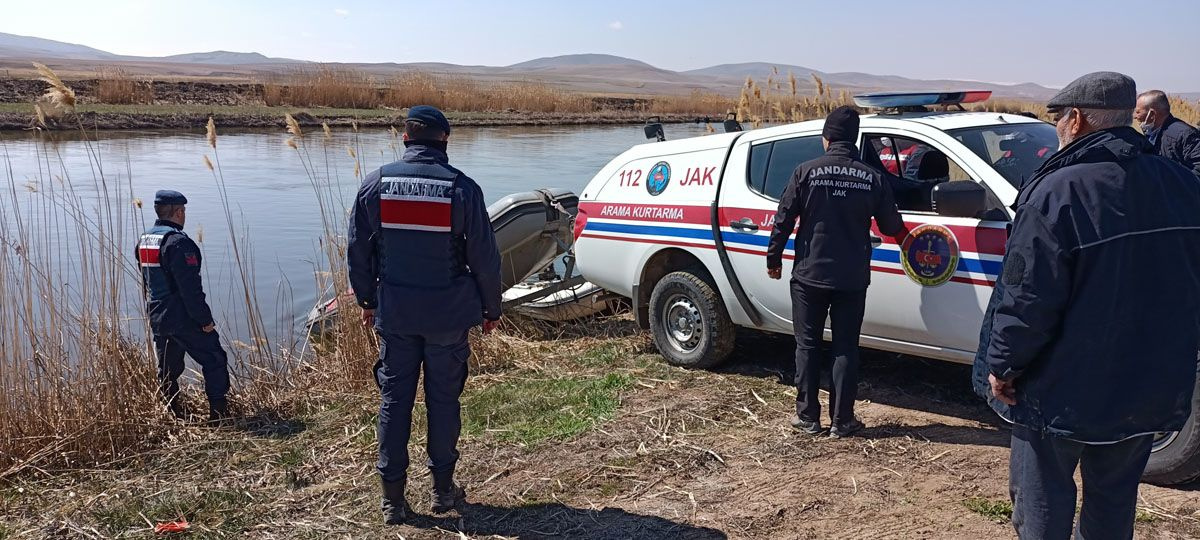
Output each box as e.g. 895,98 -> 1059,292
406,105 -> 451,134
154,190 -> 187,205
1047,71 -> 1136,111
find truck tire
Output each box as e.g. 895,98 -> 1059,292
1143,372 -> 1200,486
648,270 -> 735,369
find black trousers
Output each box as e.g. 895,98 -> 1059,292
154,326 -> 230,405
791,280 -> 866,428
375,329 -> 471,484
1010,425 -> 1153,540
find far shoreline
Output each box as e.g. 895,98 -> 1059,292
0,103 -> 723,132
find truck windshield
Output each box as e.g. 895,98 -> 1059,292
948,123 -> 1059,189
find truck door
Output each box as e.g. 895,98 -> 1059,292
717,129 -> 826,332
857,129 -> 1007,353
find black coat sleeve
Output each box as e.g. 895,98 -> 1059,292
767,167 -> 804,269
873,172 -> 907,238
462,179 -> 503,320
162,234 -> 214,327
984,206 -> 1074,379
348,169 -> 381,309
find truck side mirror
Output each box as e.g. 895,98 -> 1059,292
932,181 -> 987,218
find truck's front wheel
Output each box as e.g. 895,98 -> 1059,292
648,270 -> 735,369
1143,371 -> 1200,486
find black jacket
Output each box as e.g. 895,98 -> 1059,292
767,141 -> 906,290
975,127 -> 1200,442
1150,115 -> 1200,175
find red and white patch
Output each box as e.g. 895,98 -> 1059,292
380,177 -> 453,232
138,234 -> 165,267
184,253 -> 199,266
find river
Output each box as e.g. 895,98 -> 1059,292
0,122 -> 717,346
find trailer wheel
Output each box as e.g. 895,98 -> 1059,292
648,270 -> 735,369
1143,371 -> 1200,486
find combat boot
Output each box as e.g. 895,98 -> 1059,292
167,399 -> 188,420
207,399 -> 230,425
381,479 -> 409,525
430,474 -> 466,514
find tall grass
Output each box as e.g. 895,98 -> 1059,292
96,67 -> 154,105
0,66 -> 344,477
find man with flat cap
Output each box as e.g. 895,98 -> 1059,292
974,72 -> 1200,539
767,105 -> 908,439
348,105 -> 502,524
136,190 -> 230,422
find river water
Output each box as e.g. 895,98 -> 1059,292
0,123 -> 717,346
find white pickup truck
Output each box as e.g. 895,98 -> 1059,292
571,92 -> 1200,485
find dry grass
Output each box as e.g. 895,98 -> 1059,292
95,67 -> 154,105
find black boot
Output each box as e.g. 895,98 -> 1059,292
167,398 -> 188,420
381,479 -> 409,525
207,399 -> 230,425
430,473 -> 466,514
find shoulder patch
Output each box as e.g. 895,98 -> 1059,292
1002,252 -> 1025,286
184,253 -> 199,267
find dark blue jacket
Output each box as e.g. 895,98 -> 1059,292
347,144 -> 502,334
136,219 -> 214,333
973,127 -> 1200,442
1149,115 -> 1200,175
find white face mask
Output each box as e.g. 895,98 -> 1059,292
1140,111 -> 1157,134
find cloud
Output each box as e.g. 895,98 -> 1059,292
334,8 -> 350,16
608,21 -> 623,31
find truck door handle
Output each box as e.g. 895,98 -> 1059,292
730,218 -> 759,232
870,235 -> 883,247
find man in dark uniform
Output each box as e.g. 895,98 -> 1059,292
1135,90 -> 1200,174
974,72 -> 1200,539
347,105 -> 502,525
136,190 -> 230,422
767,106 -> 908,438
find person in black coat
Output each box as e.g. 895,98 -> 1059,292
1135,90 -> 1200,174
975,72 -> 1200,539
767,106 -> 908,439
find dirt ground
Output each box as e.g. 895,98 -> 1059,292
3,321 -> 1199,539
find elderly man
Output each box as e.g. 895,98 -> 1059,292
974,72 -> 1200,539
1135,90 -> 1200,174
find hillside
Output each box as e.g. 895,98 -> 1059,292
0,32 -> 1065,99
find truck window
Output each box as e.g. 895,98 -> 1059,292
863,135 -> 972,213
749,135 -> 824,200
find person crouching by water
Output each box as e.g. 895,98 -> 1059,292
136,190 -> 230,423
347,106 -> 503,525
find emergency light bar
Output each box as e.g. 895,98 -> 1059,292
852,91 -> 992,109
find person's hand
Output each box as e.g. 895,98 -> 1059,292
989,373 -> 1017,406
767,267 -> 782,280
361,308 -> 375,328
482,318 -> 501,335
201,323 -> 216,333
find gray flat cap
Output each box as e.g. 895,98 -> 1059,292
1046,71 -> 1137,110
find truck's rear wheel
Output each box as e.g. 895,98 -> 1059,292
648,270 -> 735,368
1143,371 -> 1200,485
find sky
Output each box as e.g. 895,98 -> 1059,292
1,0 -> 1197,92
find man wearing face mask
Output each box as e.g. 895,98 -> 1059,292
1135,90 -> 1200,175
974,72 -> 1200,539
